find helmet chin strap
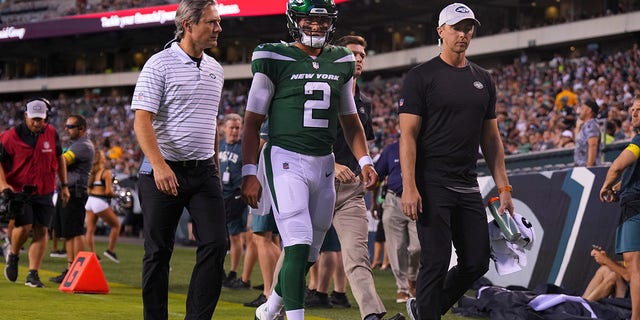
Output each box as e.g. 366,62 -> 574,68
300,32 -> 327,48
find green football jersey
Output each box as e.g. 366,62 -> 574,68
251,42 -> 355,156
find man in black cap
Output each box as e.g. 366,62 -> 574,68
575,99 -> 602,167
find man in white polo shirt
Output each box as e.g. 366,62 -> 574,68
131,0 -> 225,319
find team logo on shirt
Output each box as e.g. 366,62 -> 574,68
42,141 -> 52,153
209,73 -> 216,79
312,61 -> 320,69
283,162 -> 290,170
398,98 -> 404,108
473,81 -> 484,89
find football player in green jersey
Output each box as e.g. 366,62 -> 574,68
241,1 -> 377,319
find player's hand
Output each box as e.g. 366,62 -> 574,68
600,187 -> 619,203
371,201 -> 380,219
591,246 -> 607,265
334,163 -> 356,183
498,190 -> 515,216
59,187 -> 71,207
360,165 -> 378,190
154,162 -> 179,196
402,185 -> 421,221
242,175 -> 262,209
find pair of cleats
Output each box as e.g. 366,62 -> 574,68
4,254 -> 44,288
304,289 -> 352,308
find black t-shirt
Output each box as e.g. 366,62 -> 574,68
398,56 -> 496,187
333,84 -> 375,175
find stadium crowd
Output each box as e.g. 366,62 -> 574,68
2,43 -> 640,173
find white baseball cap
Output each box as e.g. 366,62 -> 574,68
25,99 -> 48,119
438,3 -> 480,27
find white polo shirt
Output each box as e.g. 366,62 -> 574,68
131,42 -> 224,161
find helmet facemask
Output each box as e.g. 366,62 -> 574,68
287,0 -> 337,48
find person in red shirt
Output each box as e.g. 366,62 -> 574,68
0,98 -> 70,288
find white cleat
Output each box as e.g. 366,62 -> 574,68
255,302 -> 284,320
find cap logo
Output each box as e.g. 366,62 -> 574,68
455,6 -> 470,13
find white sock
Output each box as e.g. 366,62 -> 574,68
285,309 -> 304,320
266,291 -> 284,317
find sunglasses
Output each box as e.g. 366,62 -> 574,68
65,124 -> 79,129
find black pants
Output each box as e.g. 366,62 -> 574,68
139,162 -> 227,320
415,185 -> 489,320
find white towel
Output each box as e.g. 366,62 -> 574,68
489,212 -> 535,275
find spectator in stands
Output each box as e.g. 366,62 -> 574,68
50,115 -> 95,284
555,85 -> 578,111
84,149 -> 121,263
600,94 -> 640,320
559,129 -> 576,148
2,98 -> 70,288
574,99 -> 602,167
582,245 -> 628,301
399,3 -> 513,319
558,96 -> 577,131
131,0 -> 226,318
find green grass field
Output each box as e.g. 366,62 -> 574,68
0,239 -> 473,319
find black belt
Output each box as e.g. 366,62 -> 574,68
388,189 -> 402,197
165,157 -> 214,168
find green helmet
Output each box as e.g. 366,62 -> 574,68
286,0 -> 338,48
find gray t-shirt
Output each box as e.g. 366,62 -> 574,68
574,118 -> 601,166
65,135 -> 95,187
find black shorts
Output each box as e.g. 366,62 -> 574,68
14,193 -> 55,228
52,193 -> 88,238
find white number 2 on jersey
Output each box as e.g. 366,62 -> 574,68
303,82 -> 330,128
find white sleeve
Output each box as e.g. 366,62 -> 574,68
246,72 -> 275,115
339,77 -> 357,115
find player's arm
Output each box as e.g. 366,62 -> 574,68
338,78 -> 376,189
134,109 -> 179,196
242,72 -> 272,208
601,143 -> 639,202
0,143 -> 12,192
586,135 -> 599,167
399,113 -> 421,220
481,118 -> 513,215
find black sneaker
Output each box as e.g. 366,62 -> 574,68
103,250 -> 120,263
252,283 -> 264,291
222,271 -> 236,287
4,253 -> 18,282
244,293 -> 267,307
49,269 -> 68,283
305,290 -> 332,308
406,298 -> 417,320
329,291 -> 351,308
25,270 -> 44,288
385,313 -> 406,320
226,278 -> 250,290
